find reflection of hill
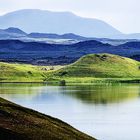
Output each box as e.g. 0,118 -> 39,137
61,85 -> 140,104
0,83 -> 47,100
0,84 -> 140,105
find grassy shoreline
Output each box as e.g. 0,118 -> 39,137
45,77 -> 140,86
0,77 -> 140,85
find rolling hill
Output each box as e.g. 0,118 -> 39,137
53,53 -> 140,78
0,62 -> 46,82
0,54 -> 140,83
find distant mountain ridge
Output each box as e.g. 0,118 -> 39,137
0,27 -> 87,42
0,27 -> 139,46
0,10 -> 140,39
0,9 -> 122,38
0,27 -> 27,38
28,32 -> 87,40
5,27 -> 27,35
0,39 -> 140,65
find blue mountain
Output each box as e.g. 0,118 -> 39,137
0,39 -> 140,65
0,9 -> 121,38
4,27 -> 27,35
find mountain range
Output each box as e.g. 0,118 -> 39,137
0,9 -> 140,39
0,27 -> 86,40
0,27 -> 139,46
0,9 -> 140,65
0,39 -> 140,65
0,9 -> 122,38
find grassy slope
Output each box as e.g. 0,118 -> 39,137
49,53 -> 140,84
0,62 -> 62,82
0,97 -> 96,140
1,53 -> 140,83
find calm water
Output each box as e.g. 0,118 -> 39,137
0,83 -> 140,140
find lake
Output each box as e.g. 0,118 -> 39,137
0,83 -> 140,140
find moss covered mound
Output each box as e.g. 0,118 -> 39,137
55,53 -> 140,78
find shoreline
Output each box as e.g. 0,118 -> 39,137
0,78 -> 140,85
0,97 -> 96,140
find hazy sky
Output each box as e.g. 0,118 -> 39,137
0,0 -> 139,33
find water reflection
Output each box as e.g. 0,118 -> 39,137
0,83 -> 47,100
0,84 -> 140,104
0,83 -> 140,140
60,85 -> 140,104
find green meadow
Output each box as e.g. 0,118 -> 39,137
1,53 -> 140,84
0,62 -> 62,82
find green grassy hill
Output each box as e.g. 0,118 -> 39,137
0,62 -> 62,82
0,62 -> 44,82
54,53 -> 140,78
1,54 -> 140,83
47,54 -> 140,84
0,97 -> 95,140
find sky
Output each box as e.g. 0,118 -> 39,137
0,0 -> 139,33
